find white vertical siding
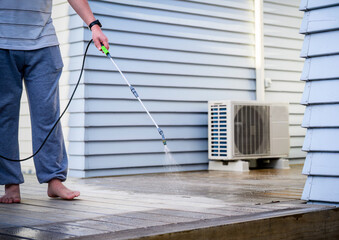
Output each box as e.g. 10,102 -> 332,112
74,0 -> 256,177
263,0 -> 305,162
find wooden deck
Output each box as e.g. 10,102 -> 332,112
0,165 -> 338,239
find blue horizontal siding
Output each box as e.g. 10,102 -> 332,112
91,1 -> 254,33
82,126 -> 208,141
84,31 -> 255,56
99,0 -> 254,22
266,0 -> 299,8
84,71 -> 256,90
303,129 -> 339,152
302,176 -> 339,203
85,100 -> 208,113
88,16 -> 255,44
301,31 -> 339,58
182,0 -> 254,11
84,85 -> 255,101
303,153 -> 339,177
70,163 -> 208,178
301,80 -> 339,104
302,104 -> 339,127
66,113 -> 209,127
300,0 -> 339,11
85,151 -> 209,170
301,56 -> 339,80
68,139 -> 208,156
299,2 -> 339,203
81,57 -> 256,79
300,6 -> 339,34
264,2 -> 303,18
107,48 -> 253,68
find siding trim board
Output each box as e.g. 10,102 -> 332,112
300,1 -> 339,203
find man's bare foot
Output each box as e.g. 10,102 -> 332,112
47,179 -> 80,200
0,184 -> 21,204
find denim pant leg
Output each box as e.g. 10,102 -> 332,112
0,49 -> 25,185
24,46 -> 68,184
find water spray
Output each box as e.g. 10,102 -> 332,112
100,44 -> 167,146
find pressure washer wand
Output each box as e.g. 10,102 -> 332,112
101,44 -> 167,146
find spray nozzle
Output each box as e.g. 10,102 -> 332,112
157,128 -> 167,145
100,43 -> 110,56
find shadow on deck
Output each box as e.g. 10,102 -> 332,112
0,165 -> 338,239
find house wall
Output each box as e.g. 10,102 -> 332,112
18,0 -> 305,178
300,0 -> 339,204
75,0 -> 257,177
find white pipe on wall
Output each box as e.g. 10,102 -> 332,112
254,0 -> 265,101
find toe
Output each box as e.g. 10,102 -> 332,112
68,192 -> 79,200
70,193 -> 78,199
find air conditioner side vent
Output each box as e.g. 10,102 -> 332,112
209,104 -> 228,158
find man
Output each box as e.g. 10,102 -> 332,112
0,0 -> 109,203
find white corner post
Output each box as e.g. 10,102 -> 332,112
255,0 -> 265,101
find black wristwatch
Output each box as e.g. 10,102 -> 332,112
88,19 -> 102,30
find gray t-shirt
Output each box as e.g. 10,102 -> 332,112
0,0 -> 59,50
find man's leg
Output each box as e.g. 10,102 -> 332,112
0,49 -> 25,203
24,46 -> 79,199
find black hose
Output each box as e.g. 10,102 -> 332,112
0,39 -> 93,162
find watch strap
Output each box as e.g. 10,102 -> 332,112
89,20 -> 102,30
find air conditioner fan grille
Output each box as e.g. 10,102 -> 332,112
233,105 -> 270,156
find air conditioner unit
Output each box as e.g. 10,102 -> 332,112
208,100 -> 290,171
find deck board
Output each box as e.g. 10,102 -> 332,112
0,165 -> 337,239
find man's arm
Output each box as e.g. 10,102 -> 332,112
68,0 -> 109,51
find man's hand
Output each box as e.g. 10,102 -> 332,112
68,0 -> 109,52
91,25 -> 109,52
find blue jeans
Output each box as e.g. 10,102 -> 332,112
0,46 -> 68,184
